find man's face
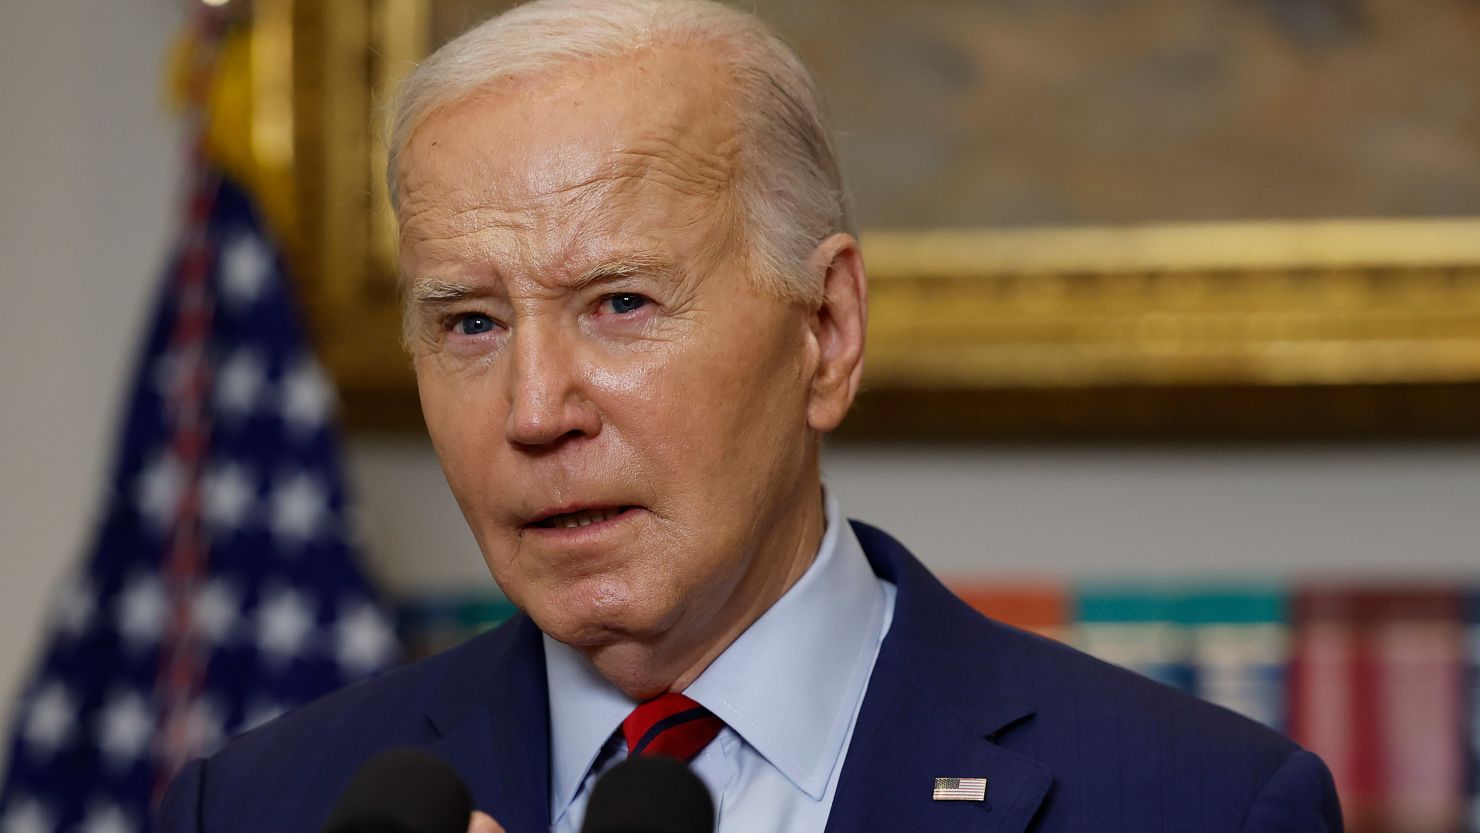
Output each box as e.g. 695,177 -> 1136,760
396,48 -> 827,664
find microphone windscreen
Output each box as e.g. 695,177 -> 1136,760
580,755 -> 714,833
320,748 -> 473,833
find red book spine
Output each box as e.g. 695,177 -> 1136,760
1291,589 -> 1368,829
1367,590 -> 1464,833
1291,587 -> 1465,833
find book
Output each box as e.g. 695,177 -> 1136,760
399,592 -> 521,659
949,579 -> 1069,642
1075,585 -> 1192,693
1178,586 -> 1289,730
1291,586 -> 1465,833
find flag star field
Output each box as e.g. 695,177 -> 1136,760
0,179 -> 401,833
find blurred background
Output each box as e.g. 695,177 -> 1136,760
1,1 -> 1478,832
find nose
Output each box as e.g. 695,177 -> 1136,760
503,320 -> 601,449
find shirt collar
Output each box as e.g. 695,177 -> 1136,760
543,631 -> 632,825
544,494 -> 882,816
684,493 -> 888,799
543,494 -> 890,818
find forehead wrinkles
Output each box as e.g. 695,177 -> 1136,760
510,96 -> 742,229
605,128 -> 740,201
400,114 -> 739,231
400,200 -> 535,248
398,48 -> 748,276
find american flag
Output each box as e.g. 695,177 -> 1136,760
0,174 -> 400,833
932,776 -> 988,802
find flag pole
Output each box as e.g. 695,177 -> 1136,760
152,0 -> 228,804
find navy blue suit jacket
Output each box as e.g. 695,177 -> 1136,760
159,522 -> 1342,833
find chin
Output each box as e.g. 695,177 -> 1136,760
525,574 -> 674,648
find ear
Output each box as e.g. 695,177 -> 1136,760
805,233 -> 868,433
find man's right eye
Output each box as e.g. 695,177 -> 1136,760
454,314 -> 498,336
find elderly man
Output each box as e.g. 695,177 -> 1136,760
160,1 -> 1342,831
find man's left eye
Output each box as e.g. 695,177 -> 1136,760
600,293 -> 650,315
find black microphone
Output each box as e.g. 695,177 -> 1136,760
580,756 -> 715,833
320,748 -> 473,833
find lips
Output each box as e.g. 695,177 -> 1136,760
527,505 -> 637,530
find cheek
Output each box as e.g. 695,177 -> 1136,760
609,316 -> 807,505
696,312 -> 808,431
417,364 -> 507,499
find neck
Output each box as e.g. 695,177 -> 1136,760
584,476 -> 828,700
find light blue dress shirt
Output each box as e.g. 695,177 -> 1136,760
543,494 -> 896,832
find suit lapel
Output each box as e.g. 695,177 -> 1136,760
424,615 -> 552,833
825,523 -> 1055,833
827,679 -> 1052,833
409,524 -> 1052,833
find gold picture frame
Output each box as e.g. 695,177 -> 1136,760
260,0 -> 1480,438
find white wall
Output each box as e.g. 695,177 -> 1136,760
0,0 -> 182,720
4,0 -> 1480,772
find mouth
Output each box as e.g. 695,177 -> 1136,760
526,505 -> 640,531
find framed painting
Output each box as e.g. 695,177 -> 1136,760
253,0 -> 1480,437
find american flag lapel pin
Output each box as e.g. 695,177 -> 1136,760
932,777 -> 988,802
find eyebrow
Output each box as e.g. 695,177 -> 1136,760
409,278 -> 480,305
407,252 -> 679,306
571,251 -> 678,289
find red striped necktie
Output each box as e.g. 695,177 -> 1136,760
621,693 -> 725,762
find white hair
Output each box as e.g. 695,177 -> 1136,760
386,0 -> 852,302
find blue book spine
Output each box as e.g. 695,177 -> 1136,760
1179,587 -> 1289,731
1075,586 -> 1192,693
